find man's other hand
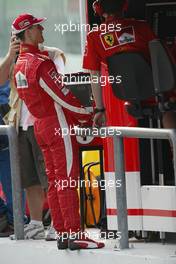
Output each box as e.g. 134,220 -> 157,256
93,111 -> 106,128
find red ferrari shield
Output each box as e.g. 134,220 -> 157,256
100,31 -> 119,50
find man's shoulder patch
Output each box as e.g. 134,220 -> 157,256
15,71 -> 28,89
100,26 -> 136,50
118,26 -> 135,45
100,31 -> 119,50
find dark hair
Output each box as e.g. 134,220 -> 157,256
100,0 -> 125,14
16,30 -> 25,41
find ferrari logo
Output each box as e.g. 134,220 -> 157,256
104,34 -> 114,47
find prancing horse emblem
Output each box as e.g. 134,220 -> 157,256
104,34 -> 114,46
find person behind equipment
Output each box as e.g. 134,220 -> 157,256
83,0 -> 157,127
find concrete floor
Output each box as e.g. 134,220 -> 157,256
0,233 -> 176,264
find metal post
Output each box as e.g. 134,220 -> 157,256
113,136 -> 129,249
79,149 -> 85,231
79,0 -> 87,56
170,129 -> 176,185
7,126 -> 24,239
149,118 -> 156,184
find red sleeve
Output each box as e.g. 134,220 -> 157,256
82,33 -> 101,71
37,59 -> 92,117
142,21 -> 157,42
37,59 -> 66,98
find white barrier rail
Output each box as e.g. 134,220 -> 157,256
76,126 -> 176,249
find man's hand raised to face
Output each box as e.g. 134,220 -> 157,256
0,36 -> 20,85
7,35 -> 20,60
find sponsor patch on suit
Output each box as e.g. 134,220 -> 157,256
100,26 -> 135,50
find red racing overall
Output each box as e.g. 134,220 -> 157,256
83,17 -> 157,105
14,44 -> 92,234
83,17 -> 156,71
83,17 -> 176,109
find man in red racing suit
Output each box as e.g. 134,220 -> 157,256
83,0 -> 176,129
83,0 -> 157,127
12,13 -> 104,250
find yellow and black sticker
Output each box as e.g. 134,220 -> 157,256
104,34 -> 115,47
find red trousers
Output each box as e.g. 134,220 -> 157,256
34,114 -> 80,233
